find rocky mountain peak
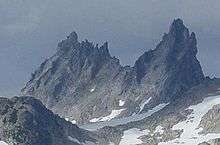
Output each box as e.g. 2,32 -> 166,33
67,31 -> 78,42
58,31 -> 111,58
169,18 -> 189,39
169,18 -> 184,31
156,19 -> 199,62
134,18 -> 204,101
57,31 -> 80,53
99,42 -> 111,58
21,19 -> 205,124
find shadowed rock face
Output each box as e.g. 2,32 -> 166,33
0,96 -> 102,145
21,19 -> 204,124
134,19 -> 204,102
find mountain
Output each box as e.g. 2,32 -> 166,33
19,18 -> 220,145
21,19 -> 205,125
113,78 -> 220,145
0,96 -> 114,145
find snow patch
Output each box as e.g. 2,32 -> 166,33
119,128 -> 150,145
154,126 -> 164,134
0,141 -> 8,145
119,100 -> 125,106
68,136 -> 97,145
65,118 -> 76,124
71,120 -> 77,124
82,103 -> 169,131
89,118 -> 100,123
90,109 -> 125,122
139,97 -> 152,112
159,95 -> 220,145
68,136 -> 81,144
90,86 -> 96,92
84,141 -> 96,145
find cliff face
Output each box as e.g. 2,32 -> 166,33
0,96 -> 105,145
134,19 -> 204,104
21,19 -> 204,124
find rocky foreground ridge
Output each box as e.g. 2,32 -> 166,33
0,96 -> 113,145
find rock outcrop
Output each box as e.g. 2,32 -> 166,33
21,19 -> 205,124
0,96 -> 106,145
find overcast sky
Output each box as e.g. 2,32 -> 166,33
0,0 -> 220,96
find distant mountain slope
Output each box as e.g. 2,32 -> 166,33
21,19 -> 205,125
105,78 -> 220,145
0,96 -> 109,145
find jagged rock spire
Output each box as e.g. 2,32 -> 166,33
189,32 -> 198,55
57,31 -> 79,53
169,19 -> 185,33
157,18 -> 198,58
67,31 -> 78,42
168,19 -> 190,43
134,18 -> 204,100
99,42 -> 110,58
21,19 -> 206,124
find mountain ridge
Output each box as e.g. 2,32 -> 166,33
0,96 -> 110,145
21,18 -> 205,125
1,18 -> 219,145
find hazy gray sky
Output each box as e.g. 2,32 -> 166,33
0,0 -> 220,96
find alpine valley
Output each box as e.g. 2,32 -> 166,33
0,19 -> 220,145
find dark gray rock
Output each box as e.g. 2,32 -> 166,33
198,142 -> 211,145
21,19 -> 205,124
113,78 -> 220,145
0,96 -> 106,145
199,104 -> 220,133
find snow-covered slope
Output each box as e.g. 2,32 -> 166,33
159,95 -> 220,145
81,103 -> 169,131
114,79 -> 220,145
119,128 -> 150,145
90,109 -> 125,122
0,141 -> 8,145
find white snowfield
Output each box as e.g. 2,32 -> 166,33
139,97 -> 152,113
119,128 -> 150,145
154,125 -> 164,134
65,118 -> 77,124
68,136 -> 96,145
119,100 -> 125,106
90,86 -> 96,92
84,141 -> 96,145
90,109 -> 125,122
71,120 -> 77,124
159,95 -> 220,145
118,121 -> 164,145
81,103 -> 169,131
0,141 -> 8,145
68,136 -> 81,144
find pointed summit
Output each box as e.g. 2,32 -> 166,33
170,18 -> 184,28
169,18 -> 185,33
99,42 -> 110,58
67,31 -> 78,42
57,31 -> 79,53
134,18 -> 204,100
169,18 -> 190,42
